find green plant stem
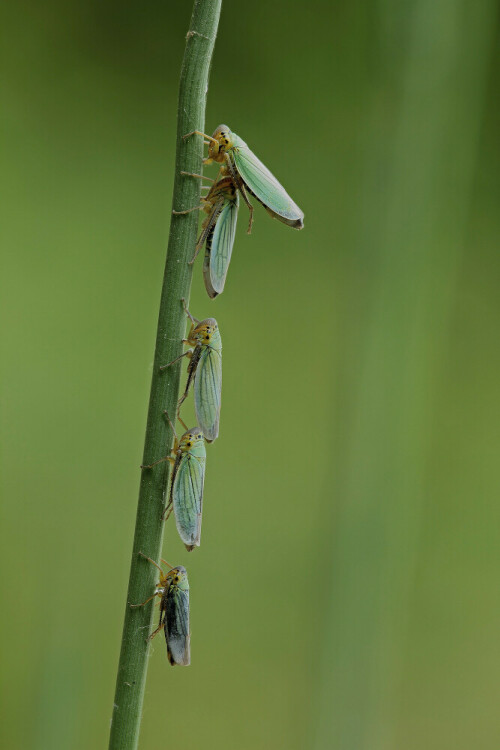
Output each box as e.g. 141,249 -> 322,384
108,3 -> 221,748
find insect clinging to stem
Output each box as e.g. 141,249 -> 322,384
160,298 -> 222,442
141,411 -> 206,551
183,124 -> 304,233
173,172 -> 239,298
130,553 -> 190,666
200,175 -> 238,298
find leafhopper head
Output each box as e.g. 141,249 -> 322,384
207,124 -> 234,161
178,427 -> 205,453
166,566 -> 189,589
191,318 -> 219,346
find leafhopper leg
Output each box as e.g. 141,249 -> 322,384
147,621 -> 165,641
180,171 -> 215,183
176,413 -> 189,432
240,182 -> 254,234
172,205 -> 202,215
138,551 -> 163,574
163,409 -> 179,442
181,297 -> 199,325
182,130 -> 218,144
141,455 -> 170,470
159,350 -> 192,371
224,153 -> 253,233
130,592 -> 157,609
161,500 -> 173,523
188,241 -> 204,266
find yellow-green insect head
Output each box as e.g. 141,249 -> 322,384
166,566 -> 186,585
179,427 -> 204,451
208,124 -> 233,161
193,318 -> 218,345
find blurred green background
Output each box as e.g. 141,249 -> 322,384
1,1 -> 499,748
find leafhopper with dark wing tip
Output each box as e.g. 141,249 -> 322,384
131,554 -> 190,666
200,176 -> 239,298
175,172 -> 239,298
184,124 -> 304,232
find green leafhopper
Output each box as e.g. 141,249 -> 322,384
201,176 -> 239,298
161,299 -> 222,442
174,172 -> 239,298
131,553 -> 190,666
141,415 -> 206,550
184,124 -> 304,232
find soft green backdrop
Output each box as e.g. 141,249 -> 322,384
1,2 -> 499,749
